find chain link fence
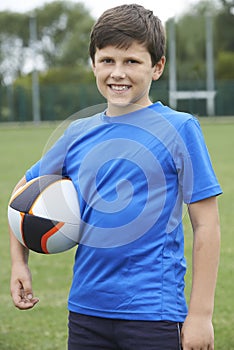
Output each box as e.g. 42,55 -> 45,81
0,80 -> 233,122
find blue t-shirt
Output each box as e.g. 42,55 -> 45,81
26,102 -> 222,322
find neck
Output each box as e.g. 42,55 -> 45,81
106,101 -> 153,117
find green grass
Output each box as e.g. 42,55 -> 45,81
0,118 -> 233,349
205,118 -> 234,348
184,117 -> 234,349
0,124 -> 75,350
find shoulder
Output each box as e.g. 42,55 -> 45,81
151,102 -> 199,129
148,102 -> 203,149
64,112 -> 104,138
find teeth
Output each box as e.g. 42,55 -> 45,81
111,85 -> 129,91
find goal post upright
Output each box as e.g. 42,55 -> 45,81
168,16 -> 216,116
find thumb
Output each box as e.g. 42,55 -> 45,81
19,281 -> 39,309
19,276 -> 38,302
21,283 -> 38,302
20,275 -> 33,298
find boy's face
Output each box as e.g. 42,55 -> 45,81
92,41 -> 165,116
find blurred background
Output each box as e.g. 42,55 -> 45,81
0,0 -> 233,122
0,2 -> 233,349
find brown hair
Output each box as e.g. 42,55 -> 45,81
89,4 -> 166,66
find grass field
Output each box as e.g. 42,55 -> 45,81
0,118 -> 233,349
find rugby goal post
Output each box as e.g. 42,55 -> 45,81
168,15 -> 216,116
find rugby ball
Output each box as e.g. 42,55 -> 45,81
8,175 -> 81,254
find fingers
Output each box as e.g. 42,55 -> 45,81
11,279 -> 39,310
18,287 -> 39,310
12,288 -> 39,310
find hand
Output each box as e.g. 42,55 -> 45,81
181,314 -> 214,350
11,263 -> 39,310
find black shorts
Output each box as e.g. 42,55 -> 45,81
68,312 -> 183,350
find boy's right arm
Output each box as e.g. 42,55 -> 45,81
9,176 -> 39,310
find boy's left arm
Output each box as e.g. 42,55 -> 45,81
181,196 -> 221,350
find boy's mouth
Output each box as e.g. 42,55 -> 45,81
109,84 -> 131,91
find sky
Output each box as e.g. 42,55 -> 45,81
0,0 -> 200,22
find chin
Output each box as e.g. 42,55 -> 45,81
108,101 -> 143,116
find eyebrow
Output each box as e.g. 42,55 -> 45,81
96,53 -> 143,62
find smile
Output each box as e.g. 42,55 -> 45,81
109,85 -> 130,91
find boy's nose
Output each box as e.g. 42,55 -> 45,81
110,66 -> 126,79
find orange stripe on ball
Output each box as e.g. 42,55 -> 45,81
41,222 -> 65,254
20,212 -> 27,247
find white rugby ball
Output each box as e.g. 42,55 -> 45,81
8,175 -> 81,254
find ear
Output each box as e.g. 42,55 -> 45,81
152,56 -> 166,81
91,60 -> 96,76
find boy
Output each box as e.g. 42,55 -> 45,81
9,4 -> 222,350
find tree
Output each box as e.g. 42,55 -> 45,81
169,0 -> 219,81
215,0 -> 234,52
219,0 -> 234,10
166,0 -> 234,81
215,0 -> 234,79
0,12 -> 29,83
34,1 -> 94,68
0,1 -> 94,84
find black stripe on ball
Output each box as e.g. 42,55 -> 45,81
10,175 -> 63,213
22,213 -> 59,254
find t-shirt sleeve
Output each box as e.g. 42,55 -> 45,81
25,130 -> 69,182
174,117 -> 222,204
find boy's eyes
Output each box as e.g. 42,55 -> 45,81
102,58 -> 113,63
100,58 -> 140,64
127,59 -> 139,64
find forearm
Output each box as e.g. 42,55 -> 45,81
9,176 -> 29,266
9,176 -> 39,309
182,198 -> 220,349
10,229 -> 29,265
188,210 -> 220,317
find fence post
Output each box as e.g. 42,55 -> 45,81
29,15 -> 41,123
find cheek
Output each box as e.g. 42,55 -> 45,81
137,71 -> 154,86
94,67 -> 109,82
95,73 -> 105,87
94,74 -> 108,97
95,77 -> 103,92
